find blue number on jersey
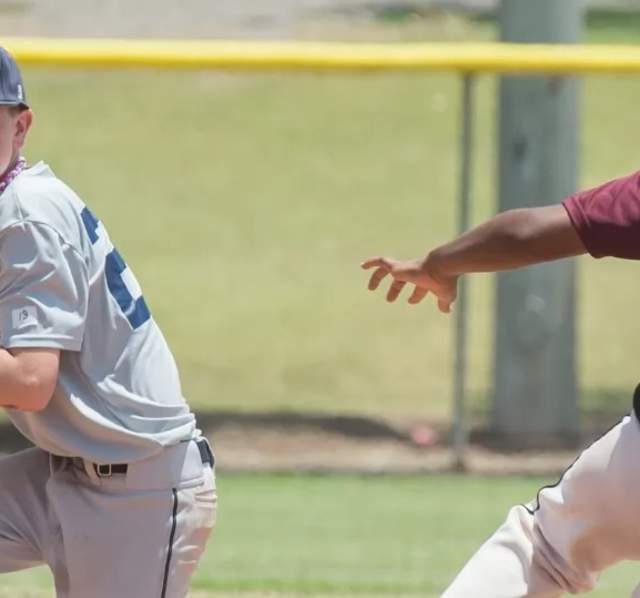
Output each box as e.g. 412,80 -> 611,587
80,207 -> 151,329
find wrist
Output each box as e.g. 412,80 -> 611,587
423,249 -> 454,280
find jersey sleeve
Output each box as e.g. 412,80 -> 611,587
562,170 -> 640,259
0,221 -> 88,350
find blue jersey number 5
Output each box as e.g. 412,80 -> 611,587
81,207 -> 151,329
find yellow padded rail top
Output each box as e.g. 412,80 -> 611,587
3,37 -> 640,74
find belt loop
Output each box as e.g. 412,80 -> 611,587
82,459 -> 102,485
49,454 -> 71,475
196,437 -> 215,467
48,453 -> 56,476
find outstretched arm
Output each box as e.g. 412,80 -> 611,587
362,205 -> 584,313
363,170 -> 640,312
421,205 -> 585,275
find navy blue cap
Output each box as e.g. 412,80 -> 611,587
0,47 -> 27,108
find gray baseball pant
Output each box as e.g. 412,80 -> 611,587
442,414 -> 640,597
0,440 -> 217,597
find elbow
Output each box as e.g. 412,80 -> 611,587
12,373 -> 56,412
495,209 -> 553,258
501,209 -> 541,245
5,348 -> 60,412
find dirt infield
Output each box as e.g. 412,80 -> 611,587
0,410 -> 609,475
201,411 -> 592,476
210,419 -> 576,475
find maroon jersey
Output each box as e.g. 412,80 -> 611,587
563,171 -> 640,259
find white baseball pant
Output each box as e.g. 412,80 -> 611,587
0,440 -> 216,597
442,414 -> 640,597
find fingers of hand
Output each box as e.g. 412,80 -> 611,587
362,256 -> 456,313
361,257 -> 391,271
362,258 -> 394,291
437,298 -> 452,313
386,279 -> 406,302
367,266 -> 390,291
407,286 -> 428,305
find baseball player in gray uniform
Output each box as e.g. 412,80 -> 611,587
0,48 -> 216,597
363,166 -> 640,595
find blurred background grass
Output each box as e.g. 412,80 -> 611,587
15,10 -> 640,425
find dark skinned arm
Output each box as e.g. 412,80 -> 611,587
361,205 -> 586,313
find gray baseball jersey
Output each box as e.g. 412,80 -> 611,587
0,162 -> 196,463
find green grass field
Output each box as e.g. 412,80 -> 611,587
15,12 -> 640,422
0,474 -> 637,597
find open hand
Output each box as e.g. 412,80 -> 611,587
361,256 -> 458,313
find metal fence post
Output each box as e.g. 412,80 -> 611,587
452,73 -> 476,470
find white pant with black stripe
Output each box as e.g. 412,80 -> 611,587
0,442 -> 216,597
442,415 -> 640,597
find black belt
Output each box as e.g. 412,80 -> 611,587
94,438 -> 215,478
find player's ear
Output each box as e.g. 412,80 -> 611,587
13,108 -> 33,150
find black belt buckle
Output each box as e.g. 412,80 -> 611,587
196,438 -> 215,467
95,463 -> 112,478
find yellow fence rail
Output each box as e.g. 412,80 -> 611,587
3,37 -> 640,74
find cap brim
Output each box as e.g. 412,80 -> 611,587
0,100 -> 28,108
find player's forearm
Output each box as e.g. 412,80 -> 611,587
0,348 -> 59,412
425,205 -> 586,277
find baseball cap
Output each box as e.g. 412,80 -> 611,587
0,47 -> 27,108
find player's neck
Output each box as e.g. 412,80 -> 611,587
0,152 -> 20,180
0,154 -> 26,196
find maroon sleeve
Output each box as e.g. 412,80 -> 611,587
562,170 -> 640,259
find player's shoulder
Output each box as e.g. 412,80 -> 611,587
0,161 -> 87,245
